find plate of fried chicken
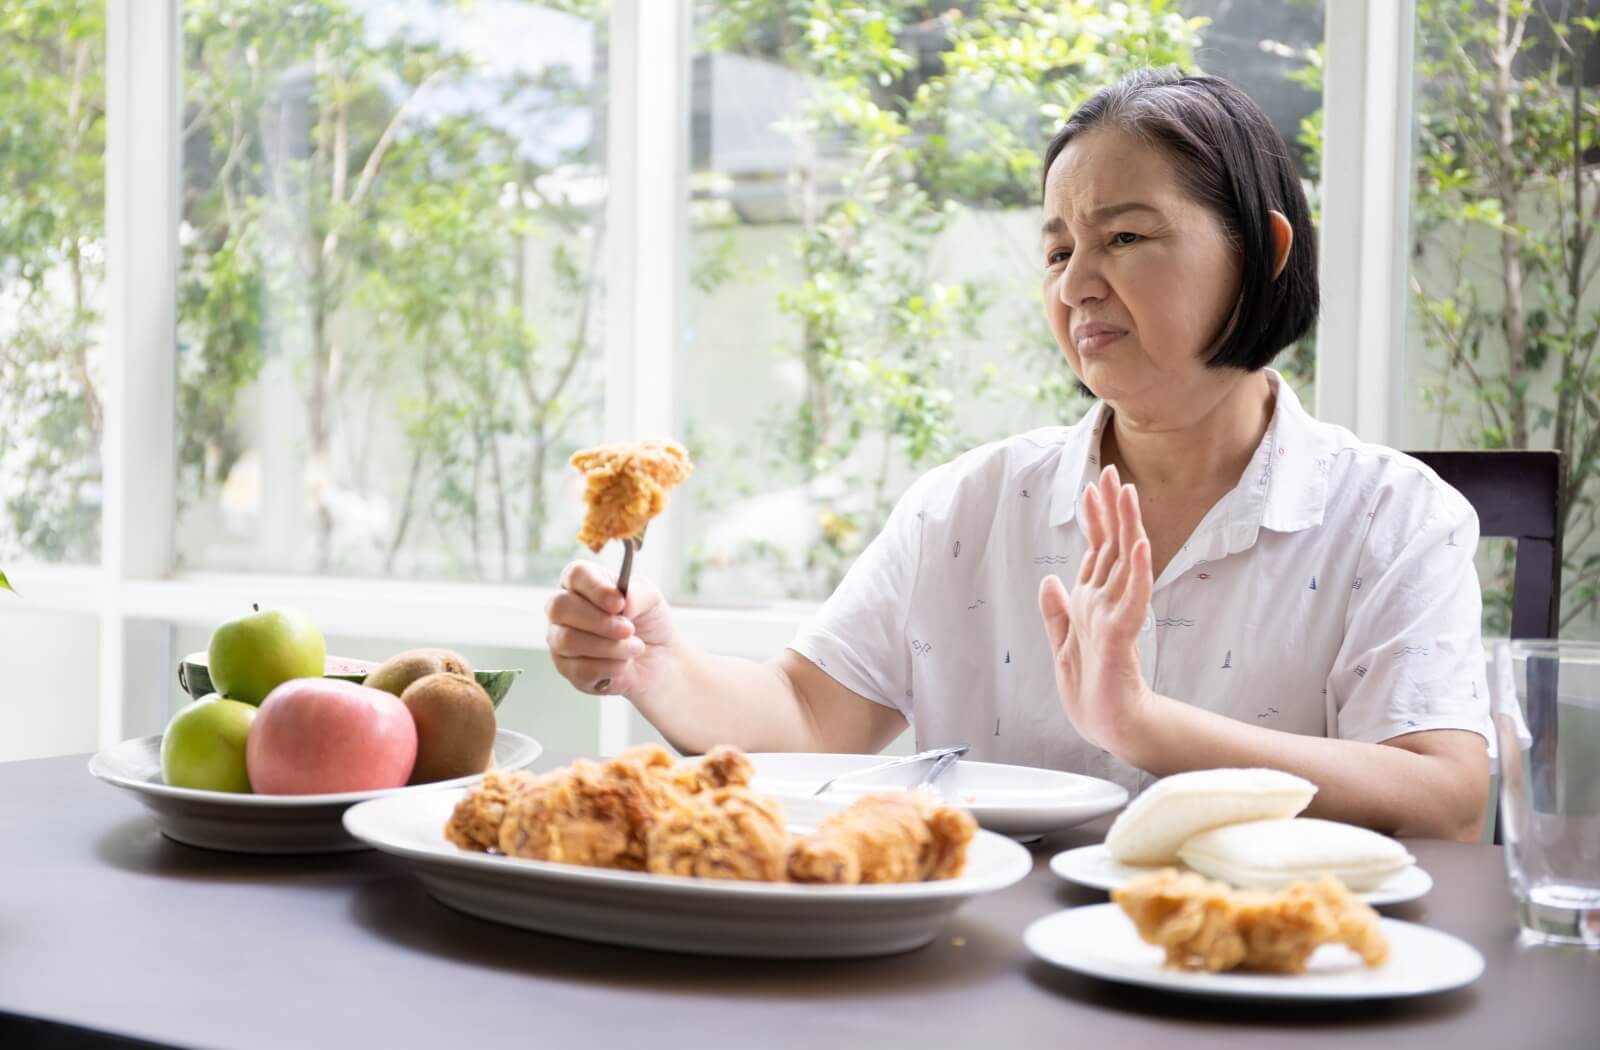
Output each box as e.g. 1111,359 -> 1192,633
342,744 -> 1033,958
1025,869 -> 1483,999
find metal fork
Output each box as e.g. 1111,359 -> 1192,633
914,748 -> 963,797
811,744 -> 969,796
616,536 -> 639,597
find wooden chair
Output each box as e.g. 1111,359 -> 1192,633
1406,450 -> 1565,640
1406,449 -> 1566,843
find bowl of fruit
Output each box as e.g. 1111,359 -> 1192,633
89,606 -> 540,854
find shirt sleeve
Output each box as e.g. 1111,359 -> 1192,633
786,470 -> 941,719
1328,473 -> 1492,748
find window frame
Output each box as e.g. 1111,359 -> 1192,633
3,0 -> 1400,756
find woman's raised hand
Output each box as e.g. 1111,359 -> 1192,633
1037,463 -> 1157,754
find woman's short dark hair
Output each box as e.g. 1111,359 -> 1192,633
1042,68 -> 1318,372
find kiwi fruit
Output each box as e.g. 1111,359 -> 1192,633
401,672 -> 497,784
364,647 -> 475,698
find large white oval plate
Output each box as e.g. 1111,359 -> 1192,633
747,753 -> 1129,838
1048,844 -> 1434,906
343,789 -> 1033,958
88,728 -> 541,854
1025,904 -> 1484,1000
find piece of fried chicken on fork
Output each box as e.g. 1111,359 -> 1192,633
787,791 -> 978,885
1112,869 -> 1390,974
570,438 -> 693,553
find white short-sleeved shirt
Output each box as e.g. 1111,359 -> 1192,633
789,371 -> 1492,794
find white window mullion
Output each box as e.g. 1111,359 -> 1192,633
102,0 -> 180,746
601,0 -> 691,755
1316,0 -> 1416,446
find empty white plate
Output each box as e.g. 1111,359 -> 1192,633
89,728 -> 541,854
343,789 -> 1033,958
748,753 -> 1129,838
1048,844 -> 1433,906
1025,904 -> 1483,1000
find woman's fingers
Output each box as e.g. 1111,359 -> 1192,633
1114,537 -> 1155,627
1081,482 -> 1106,551
1037,574 -> 1072,654
1112,484 -> 1143,592
547,625 -> 646,662
1077,545 -> 1098,587
553,655 -> 631,695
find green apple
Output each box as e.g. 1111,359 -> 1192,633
207,604 -> 326,706
161,695 -> 258,792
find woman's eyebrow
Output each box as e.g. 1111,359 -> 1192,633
1040,202 -> 1161,238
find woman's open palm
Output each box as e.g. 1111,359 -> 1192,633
1037,464 -> 1155,753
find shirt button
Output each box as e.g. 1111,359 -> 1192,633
1141,612 -> 1154,632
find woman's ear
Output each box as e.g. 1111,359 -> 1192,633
1268,210 -> 1293,279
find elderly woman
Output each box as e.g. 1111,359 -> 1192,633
545,69 -> 1490,841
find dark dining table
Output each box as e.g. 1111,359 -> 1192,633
3,749 -> 1597,1050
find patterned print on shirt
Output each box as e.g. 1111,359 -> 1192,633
1032,555 -> 1074,565
1393,645 -> 1431,657
911,639 -> 933,656
1256,707 -> 1280,720
953,541 -> 961,558
1354,664 -> 1369,678
1004,650 -> 1011,664
1353,576 -> 1364,590
1221,650 -> 1233,669
967,599 -> 986,610
1022,488 -> 1031,498
1310,576 -> 1318,590
1155,618 -> 1196,627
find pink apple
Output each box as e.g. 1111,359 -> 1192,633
246,678 -> 417,795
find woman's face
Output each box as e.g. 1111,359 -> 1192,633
1041,127 -> 1243,409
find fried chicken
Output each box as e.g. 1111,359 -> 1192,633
570,438 -> 693,553
445,750 -> 977,888
646,786 -> 789,881
455,745 -> 761,873
444,770 -> 540,852
498,757 -> 659,870
1112,869 -> 1390,974
786,791 -> 978,885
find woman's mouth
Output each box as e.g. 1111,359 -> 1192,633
1073,323 -> 1128,355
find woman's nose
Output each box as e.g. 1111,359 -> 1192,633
1058,253 -> 1108,309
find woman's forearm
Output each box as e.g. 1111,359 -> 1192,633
1118,694 -> 1489,841
624,643 -> 822,755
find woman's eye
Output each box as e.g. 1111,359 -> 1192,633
1113,232 -> 1141,247
1048,249 -> 1072,265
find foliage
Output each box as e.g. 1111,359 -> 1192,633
176,0 -> 606,580
690,1 -> 1207,597
0,0 -> 105,563
1409,0 -> 1600,632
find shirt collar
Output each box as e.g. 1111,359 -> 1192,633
1047,369 -> 1330,537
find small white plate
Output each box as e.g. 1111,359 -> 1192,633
343,789 -> 1033,958
1025,904 -> 1483,1000
1047,844 -> 1433,906
89,728 -> 542,854
748,753 -> 1129,838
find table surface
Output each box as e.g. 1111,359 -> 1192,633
3,751 -> 1598,1050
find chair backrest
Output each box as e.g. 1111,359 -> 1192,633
1406,450 -> 1565,845
1406,450 -> 1565,640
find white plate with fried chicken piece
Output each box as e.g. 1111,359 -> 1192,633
1025,904 -> 1484,1000
747,752 -> 1129,839
342,786 -> 1032,958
